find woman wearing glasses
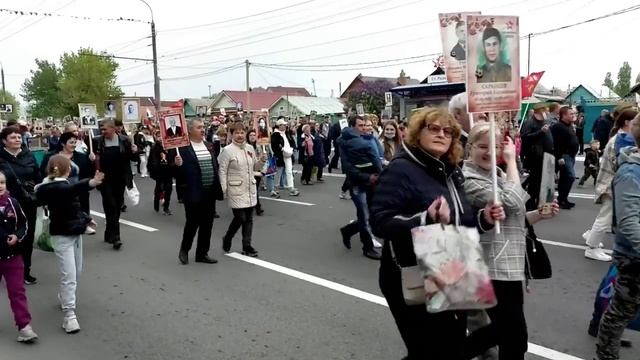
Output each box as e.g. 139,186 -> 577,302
370,108 -> 504,359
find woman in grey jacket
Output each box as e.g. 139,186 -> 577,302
462,123 -> 558,360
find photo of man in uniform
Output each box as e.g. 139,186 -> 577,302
165,115 -> 183,138
81,107 -> 96,126
124,100 -> 139,122
450,21 -> 466,61
476,27 -> 512,83
105,101 -> 116,118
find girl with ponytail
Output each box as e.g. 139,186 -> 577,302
34,155 -> 104,334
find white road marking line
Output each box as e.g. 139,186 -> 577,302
226,252 -> 585,360
90,211 -> 159,232
260,197 -> 316,206
539,238 -> 613,255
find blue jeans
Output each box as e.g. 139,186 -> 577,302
265,168 -> 287,192
350,186 -> 374,251
557,154 -> 575,203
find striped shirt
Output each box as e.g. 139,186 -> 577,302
192,141 -> 214,188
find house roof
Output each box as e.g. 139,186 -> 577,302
341,73 -> 420,97
566,84 -> 601,100
184,98 -> 213,108
223,91 -> 283,111
266,86 -> 311,97
275,96 -> 344,115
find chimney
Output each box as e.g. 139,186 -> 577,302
397,70 -> 408,86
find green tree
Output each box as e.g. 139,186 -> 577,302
603,62 -> 632,97
58,47 -> 123,116
1,90 -> 21,121
345,80 -> 391,116
21,59 -> 64,118
636,72 -> 640,85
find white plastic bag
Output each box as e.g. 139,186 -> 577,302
125,180 -> 140,207
409,179 -> 496,313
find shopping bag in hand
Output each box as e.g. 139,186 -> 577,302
35,208 -> 53,252
125,180 -> 140,207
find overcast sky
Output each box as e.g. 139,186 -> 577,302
1,0 -> 639,102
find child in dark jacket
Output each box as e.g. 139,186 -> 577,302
148,134 -> 173,215
35,155 -> 103,335
0,171 -> 38,343
579,140 -> 601,186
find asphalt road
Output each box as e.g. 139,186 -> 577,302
1,162 -> 639,360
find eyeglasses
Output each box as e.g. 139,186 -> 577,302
425,124 -> 454,138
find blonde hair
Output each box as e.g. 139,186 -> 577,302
466,123 -> 502,156
405,107 -> 463,165
46,154 -> 72,179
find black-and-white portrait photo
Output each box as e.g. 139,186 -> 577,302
104,100 -> 116,118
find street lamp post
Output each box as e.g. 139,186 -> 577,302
138,0 -> 160,112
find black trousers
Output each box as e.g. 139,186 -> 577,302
154,178 -> 173,211
329,142 -> 340,170
523,156 -> 542,211
379,247 -> 467,360
180,191 -> 215,258
255,177 -> 262,211
579,166 -> 599,186
316,166 -> 324,181
323,138 -> 331,165
224,207 -> 254,248
465,280 -> 528,360
341,178 -> 350,193
100,181 -> 126,244
21,203 -> 37,276
301,159 -> 314,183
576,128 -> 584,154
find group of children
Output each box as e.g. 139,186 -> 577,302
1,154 -> 103,343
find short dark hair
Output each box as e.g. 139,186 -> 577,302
59,131 -> 77,146
348,115 -> 363,127
482,27 -> 501,43
0,126 -> 20,140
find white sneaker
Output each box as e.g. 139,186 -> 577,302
585,248 -> 612,262
62,315 -> 81,334
582,230 -> 603,248
85,226 -> 96,235
17,324 -> 38,343
372,238 -> 383,248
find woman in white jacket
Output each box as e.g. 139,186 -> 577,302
218,122 -> 266,257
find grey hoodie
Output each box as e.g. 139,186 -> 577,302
613,147 -> 640,260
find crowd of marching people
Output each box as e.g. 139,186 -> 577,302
1,96 -> 639,360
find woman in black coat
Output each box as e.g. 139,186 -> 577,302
0,126 -> 42,284
41,132 -> 95,218
148,131 -> 173,215
369,108 -> 504,360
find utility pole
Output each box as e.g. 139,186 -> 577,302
527,33 -> 532,75
311,78 -> 317,96
338,81 -> 342,97
151,20 -> 160,111
245,60 -> 251,116
1,65 -> 5,124
208,85 -> 212,98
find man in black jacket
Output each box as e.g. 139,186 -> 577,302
93,119 -> 138,250
520,105 -> 554,210
551,107 -> 579,209
338,115 -> 382,260
328,114 -> 345,173
171,119 -> 223,265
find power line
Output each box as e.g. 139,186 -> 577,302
0,0 -> 77,43
119,63 -> 246,86
158,0 -> 316,33
254,54 -> 436,68
159,22 -> 427,69
0,6 -> 149,24
254,59 -> 429,72
160,0 -> 422,61
529,4 -> 640,37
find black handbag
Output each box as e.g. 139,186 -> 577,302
524,220 -> 552,280
4,161 -> 37,205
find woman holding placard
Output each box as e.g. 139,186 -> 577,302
369,108 -> 504,359
462,123 -> 559,359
